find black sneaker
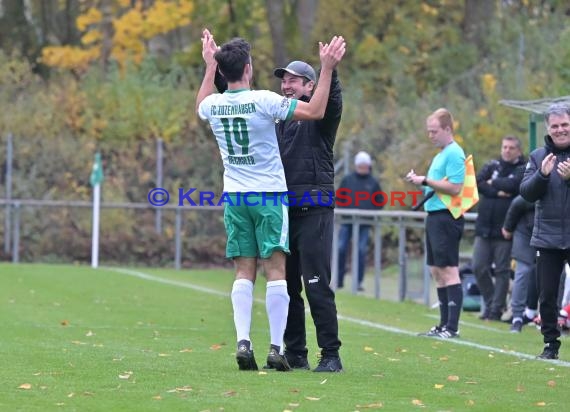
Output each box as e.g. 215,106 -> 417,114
510,320 -> 523,333
522,314 -> 535,325
313,356 -> 343,372
266,345 -> 292,371
236,340 -> 258,371
478,308 -> 490,320
285,352 -> 311,370
436,327 -> 460,339
537,344 -> 559,360
418,325 -> 443,337
487,311 -> 502,321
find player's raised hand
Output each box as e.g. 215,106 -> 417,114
319,35 -> 346,70
201,28 -> 218,66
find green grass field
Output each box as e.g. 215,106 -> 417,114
1,263 -> 568,411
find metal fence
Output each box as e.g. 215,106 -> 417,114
1,198 -> 476,306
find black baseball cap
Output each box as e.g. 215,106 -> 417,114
273,61 -> 316,83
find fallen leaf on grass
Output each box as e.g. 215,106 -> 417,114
547,380 -> 556,387
152,395 -> 162,400
223,390 -> 236,397
290,388 -> 300,393
535,402 -> 546,406
288,403 -> 300,407
516,385 -> 525,392
447,375 -> 459,382
158,353 -> 170,357
320,379 -> 327,385
305,396 -> 321,401
258,371 -> 267,375
85,330 -> 94,337
465,381 -> 478,385
434,384 -> 444,389
176,386 -> 193,392
411,399 -> 424,406
179,348 -> 193,353
67,393 -> 74,398
60,320 -> 69,326
210,344 -> 223,350
395,347 -> 407,353
355,402 -> 383,408
466,400 -> 475,406
387,358 -> 400,362
71,341 -> 87,345
439,356 -> 448,361
118,371 -> 133,380
18,383 -> 32,390
33,372 -> 42,376
364,346 -> 374,352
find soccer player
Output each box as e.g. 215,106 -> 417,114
195,29 -> 345,371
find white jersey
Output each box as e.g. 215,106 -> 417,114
198,89 -> 297,192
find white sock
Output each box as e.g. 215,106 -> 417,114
231,279 -> 254,345
524,308 -> 537,319
266,280 -> 290,354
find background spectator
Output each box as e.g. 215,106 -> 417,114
336,151 -> 383,291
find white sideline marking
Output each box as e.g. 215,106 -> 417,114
106,267 -> 570,368
107,267 -> 229,297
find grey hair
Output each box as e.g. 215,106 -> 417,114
544,103 -> 570,125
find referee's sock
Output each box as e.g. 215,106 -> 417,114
446,283 -> 464,332
437,287 -> 449,327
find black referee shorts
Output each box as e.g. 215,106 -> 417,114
425,210 -> 464,267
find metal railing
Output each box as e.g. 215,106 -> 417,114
1,198 -> 476,306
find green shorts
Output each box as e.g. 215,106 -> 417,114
223,192 -> 289,259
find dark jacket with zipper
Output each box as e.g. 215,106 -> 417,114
503,195 -> 535,264
276,70 -> 342,208
475,155 -> 526,238
520,135 -> 570,249
337,171 -> 383,210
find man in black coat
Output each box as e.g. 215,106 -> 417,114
473,136 -> 526,321
520,102 -> 570,360
273,60 -> 343,372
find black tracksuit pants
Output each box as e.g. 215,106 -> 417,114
536,248 -> 570,349
283,207 -> 342,358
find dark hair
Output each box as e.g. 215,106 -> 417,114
502,135 -> 522,149
214,38 -> 251,82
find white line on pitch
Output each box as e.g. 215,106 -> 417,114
106,267 -> 570,368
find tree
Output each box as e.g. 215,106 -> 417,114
40,0 -> 194,72
463,0 -> 495,57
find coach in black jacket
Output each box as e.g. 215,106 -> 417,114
473,136 -> 526,321
273,60 -> 343,372
520,103 -> 570,360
